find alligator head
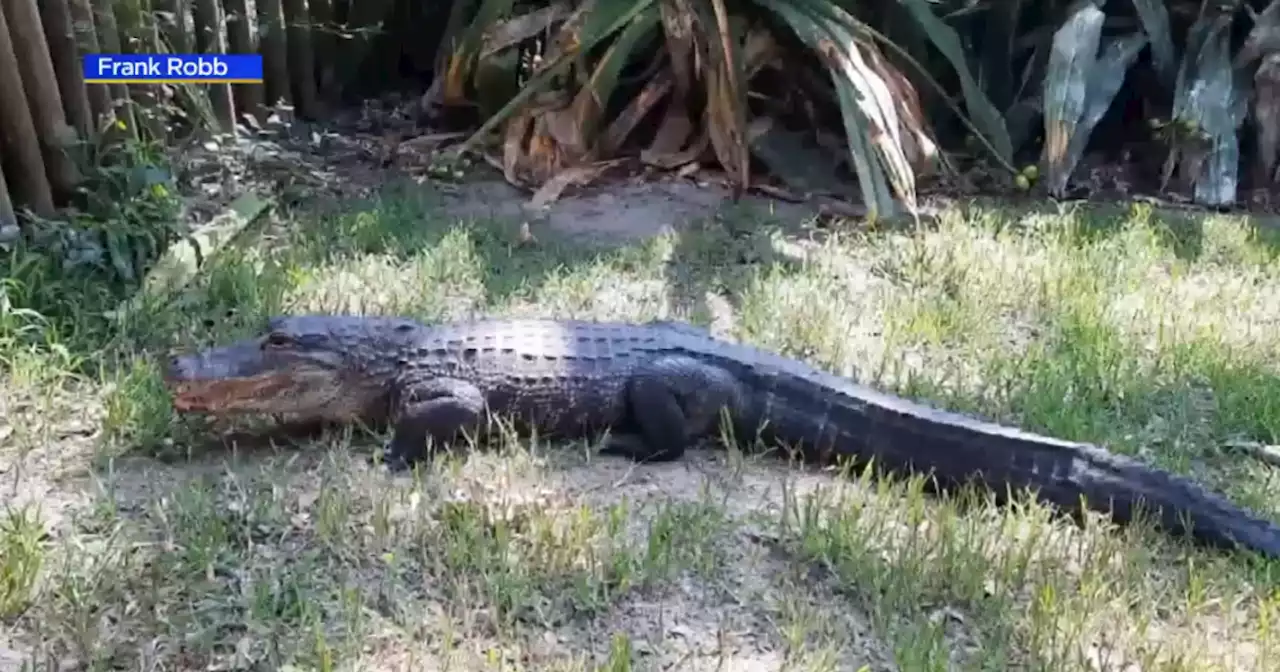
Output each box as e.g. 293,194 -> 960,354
164,315 -> 418,422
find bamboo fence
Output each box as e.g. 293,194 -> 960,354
0,0 -> 391,232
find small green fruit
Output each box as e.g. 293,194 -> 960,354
1015,174 -> 1031,191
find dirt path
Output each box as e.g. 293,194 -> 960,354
435,177 -> 822,243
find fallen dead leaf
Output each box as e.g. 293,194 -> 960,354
600,71 -> 675,156
528,160 -> 623,209
480,1 -> 574,59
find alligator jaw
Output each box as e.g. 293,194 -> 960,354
167,370 -> 310,413
164,334 -> 362,420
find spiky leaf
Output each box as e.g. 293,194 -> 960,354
1042,3 -> 1104,196
1131,0 -> 1175,86
695,0 -> 751,193
896,0 -> 1013,165
443,0 -> 517,104
571,5 -> 662,153
1060,32 -> 1148,187
757,0 -> 912,217
457,0 -> 656,154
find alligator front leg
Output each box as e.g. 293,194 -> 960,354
380,376 -> 487,471
601,355 -> 746,462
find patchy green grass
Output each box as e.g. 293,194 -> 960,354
4,183 -> 1280,670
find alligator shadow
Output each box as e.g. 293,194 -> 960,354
133,390 -> 1279,571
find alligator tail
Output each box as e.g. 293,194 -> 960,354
1060,442 -> 1280,556
739,359 -> 1280,559
847,387 -> 1280,558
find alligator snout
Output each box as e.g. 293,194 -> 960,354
164,352 -> 225,384
164,348 -> 247,382
165,354 -> 199,382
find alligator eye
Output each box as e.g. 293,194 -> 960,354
263,332 -> 292,349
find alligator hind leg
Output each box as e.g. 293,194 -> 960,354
601,356 -> 745,463
379,377 -> 487,471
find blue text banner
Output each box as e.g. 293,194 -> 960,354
82,54 -> 263,83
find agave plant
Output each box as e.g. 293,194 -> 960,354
430,0 -> 1015,220
1038,0 -> 1280,207
1040,1 -> 1148,198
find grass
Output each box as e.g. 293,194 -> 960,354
3,180 -> 1280,670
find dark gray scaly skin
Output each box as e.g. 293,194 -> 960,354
165,314 -> 1280,558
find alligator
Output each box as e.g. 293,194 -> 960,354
164,314 -> 1280,559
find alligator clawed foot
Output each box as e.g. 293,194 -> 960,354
370,442 -> 414,472
598,433 -> 686,463
385,455 -> 413,473
597,433 -> 648,460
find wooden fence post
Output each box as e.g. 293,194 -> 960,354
0,0 -> 54,216
3,0 -> 80,198
69,0 -> 111,129
115,0 -> 167,140
0,160 -> 16,233
39,0 -> 95,139
90,0 -> 139,140
307,0 -> 333,99
154,0 -> 188,53
281,0 -> 317,118
192,0 -> 235,131
223,0 -> 263,122
256,0 -> 289,109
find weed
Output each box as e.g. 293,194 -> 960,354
0,506 -> 45,619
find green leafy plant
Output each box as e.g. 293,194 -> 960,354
435,0 -> 1013,219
